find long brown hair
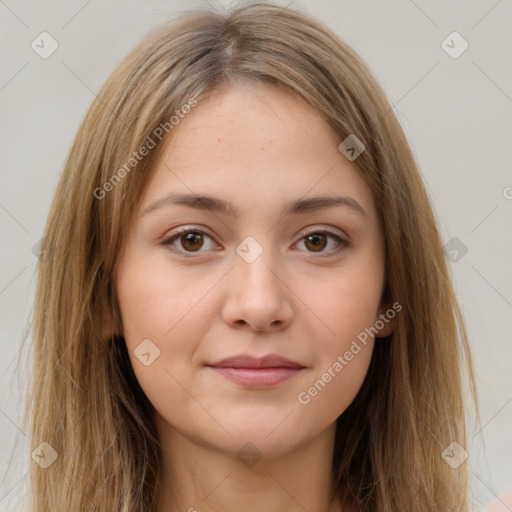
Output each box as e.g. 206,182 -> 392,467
18,2 -> 478,511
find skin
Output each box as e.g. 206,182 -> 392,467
114,81 -> 395,512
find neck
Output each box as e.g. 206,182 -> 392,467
155,419 -> 343,512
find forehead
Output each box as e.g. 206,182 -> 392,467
168,82 -> 333,161
141,82 -> 377,221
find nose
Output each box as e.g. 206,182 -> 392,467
221,247 -> 294,332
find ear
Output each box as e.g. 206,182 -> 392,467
373,301 -> 400,338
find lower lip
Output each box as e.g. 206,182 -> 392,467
207,366 -> 304,387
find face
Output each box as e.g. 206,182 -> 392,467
114,82 -> 394,460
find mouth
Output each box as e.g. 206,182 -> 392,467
205,354 -> 306,388
206,366 -> 304,387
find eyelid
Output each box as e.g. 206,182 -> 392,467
296,224 -> 348,242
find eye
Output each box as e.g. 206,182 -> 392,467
294,230 -> 349,257
162,227 -> 349,259
161,228 -> 217,258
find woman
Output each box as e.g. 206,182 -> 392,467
22,3 -> 478,511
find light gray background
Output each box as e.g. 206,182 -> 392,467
0,1 -> 510,510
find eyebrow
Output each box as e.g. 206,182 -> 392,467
141,192 -> 367,218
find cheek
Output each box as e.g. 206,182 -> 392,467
116,254 -> 209,341
312,253 -> 385,347
115,254 -> 216,397
296,338 -> 374,423
115,273 -> 199,421
295,250 -> 383,414
296,274 -> 380,418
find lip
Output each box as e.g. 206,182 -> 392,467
205,354 -> 306,388
207,354 -> 304,369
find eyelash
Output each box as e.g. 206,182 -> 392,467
161,227 -> 350,259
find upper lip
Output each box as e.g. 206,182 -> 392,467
206,354 -> 305,369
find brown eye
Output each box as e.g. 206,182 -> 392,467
295,230 -> 349,257
304,233 -> 328,252
162,228 -> 217,257
180,232 -> 204,252
162,227 -> 349,259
